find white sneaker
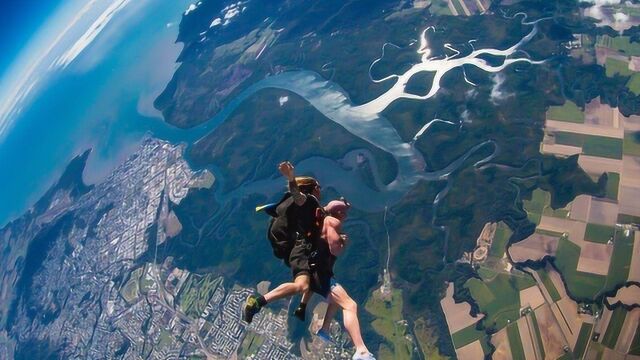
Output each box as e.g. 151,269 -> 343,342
351,351 -> 376,360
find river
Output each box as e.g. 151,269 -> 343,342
0,1 -> 544,226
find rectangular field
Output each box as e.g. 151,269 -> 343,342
538,268 -> 562,302
604,230 -> 635,289
630,323 -> 640,355
547,101 -> 585,123
450,0 -> 466,15
624,131 -> 640,156
506,323 -> 526,360
584,223 -> 615,244
597,35 -> 640,56
605,173 -> 620,201
529,310 -> 546,360
451,323 -> 486,349
574,322 -> 593,359
554,236 -> 607,299
554,132 -> 623,159
602,307 -> 627,349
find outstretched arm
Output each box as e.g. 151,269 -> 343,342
279,161 -> 306,205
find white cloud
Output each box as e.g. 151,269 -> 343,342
614,12 -> 630,22
587,0 -> 622,4
490,73 -> 513,104
210,1 -> 248,28
55,0 -> 132,69
184,3 -> 197,15
0,0 -> 135,141
461,109 -> 472,124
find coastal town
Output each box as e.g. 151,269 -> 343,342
0,138 -> 350,359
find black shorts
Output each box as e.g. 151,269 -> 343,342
289,238 -> 334,297
310,269 -> 332,298
289,238 -> 312,279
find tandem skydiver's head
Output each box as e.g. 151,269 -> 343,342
295,176 -> 321,199
324,198 -> 350,221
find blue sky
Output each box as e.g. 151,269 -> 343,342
0,0 -> 64,76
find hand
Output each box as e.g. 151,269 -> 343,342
279,161 -> 295,181
339,234 -> 348,247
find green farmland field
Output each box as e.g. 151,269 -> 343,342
451,323 -> 486,351
605,58 -> 632,77
489,222 -> 512,258
597,35 -> 640,55
602,307 -> 626,349
604,230 -> 635,289
584,223 -> 615,244
506,323 -> 526,360
554,236 -> 607,300
624,131 -> 640,156
605,173 -> 620,201
554,132 -> 623,159
574,322 -> 593,359
465,272 -> 535,329
366,289 -> 413,360
537,268 -> 561,302
547,101 -> 584,123
627,73 -> 640,95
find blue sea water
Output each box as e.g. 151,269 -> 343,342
0,0 -> 500,227
0,0 -> 191,225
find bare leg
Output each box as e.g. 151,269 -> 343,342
328,284 -> 369,354
263,274 -> 310,303
320,302 -> 339,332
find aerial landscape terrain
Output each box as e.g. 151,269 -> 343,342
1,0 -> 640,359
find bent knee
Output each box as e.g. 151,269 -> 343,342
297,283 -> 310,293
293,278 -> 310,293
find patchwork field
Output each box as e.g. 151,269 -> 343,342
616,309 -> 640,354
451,322 -> 488,355
629,231 -> 640,282
584,223 -> 615,244
506,323 -> 526,360
534,304 -> 566,360
509,233 -> 559,263
490,326 -> 513,360
465,272 -> 535,329
537,266 -> 562,302
547,100 -> 585,123
455,340 -> 485,360
605,57 -> 633,77
624,132 -> 640,156
574,323 -> 594,359
554,236 -> 607,299
553,132 -> 623,159
440,282 -> 484,334
597,35 -> 640,56
603,307 -> 627,349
